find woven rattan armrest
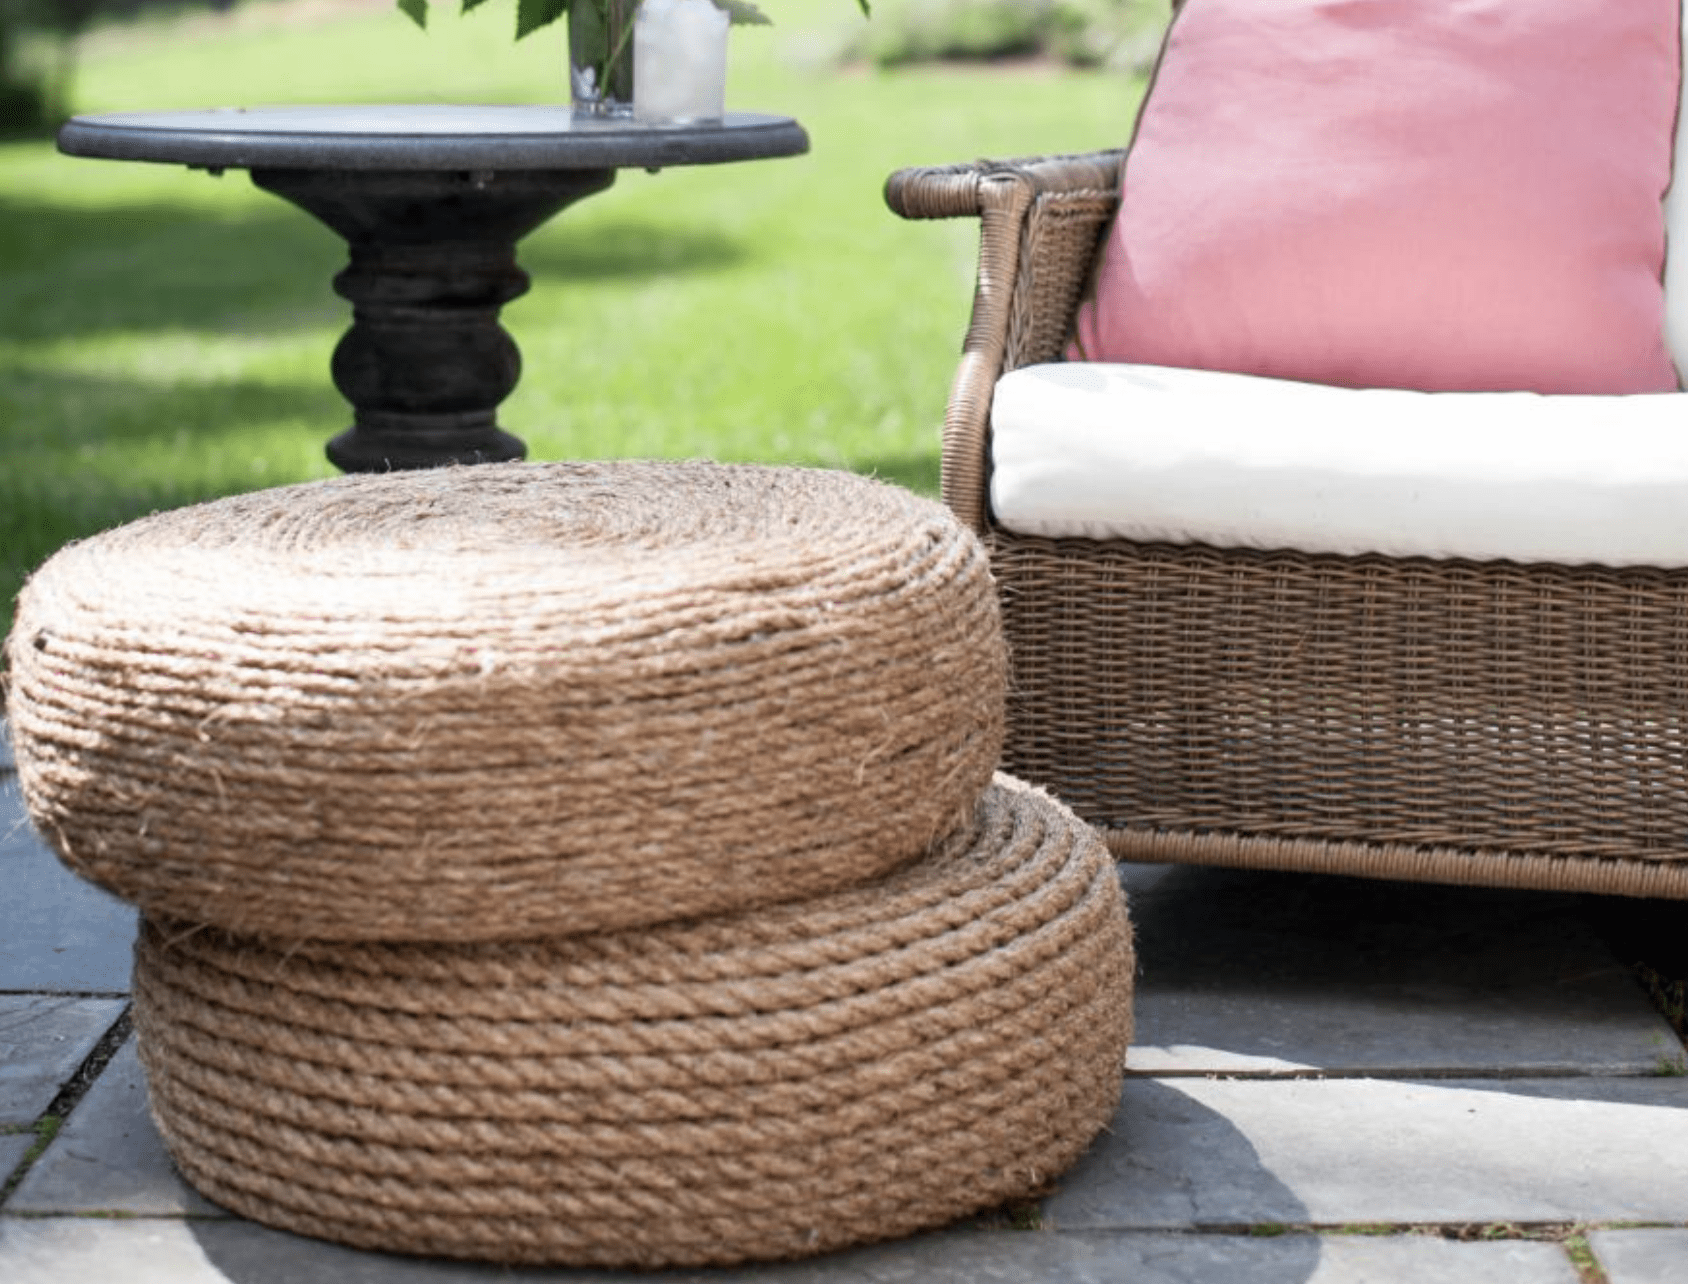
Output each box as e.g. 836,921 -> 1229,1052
884,151 -> 1124,531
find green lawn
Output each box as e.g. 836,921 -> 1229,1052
0,0 -> 1148,643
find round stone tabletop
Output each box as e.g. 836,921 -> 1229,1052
57,104 -> 810,171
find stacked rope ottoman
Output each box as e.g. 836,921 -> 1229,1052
3,460 -> 1134,1267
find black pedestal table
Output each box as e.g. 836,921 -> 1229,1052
57,105 -> 809,471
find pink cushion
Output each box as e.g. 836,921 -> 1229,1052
1071,0 -> 1683,395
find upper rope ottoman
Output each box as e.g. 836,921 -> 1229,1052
4,460 -> 1005,942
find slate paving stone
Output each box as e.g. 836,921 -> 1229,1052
1276,1235 -> 1580,1284
0,1218 -> 232,1284
0,1131 -> 36,1187
0,776 -> 137,994
0,996 -> 128,1125
186,1225 -> 1319,1284
0,1222 -> 1594,1283
7,1039 -> 223,1217
1119,864 -> 1673,1076
1047,1078 -> 1314,1229
190,1226 -> 1590,1283
1048,1075 -> 1688,1230
1588,1229 -> 1688,1284
2,705 -> 1677,1284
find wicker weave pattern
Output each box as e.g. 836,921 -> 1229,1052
995,537 -> 1688,887
887,151 -> 1688,898
132,778 -> 1134,1268
6,460 -> 1006,941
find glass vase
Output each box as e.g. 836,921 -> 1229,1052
569,0 -> 638,118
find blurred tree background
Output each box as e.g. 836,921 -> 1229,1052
2,0 -> 111,130
1,0 -> 1167,132
0,0 -> 223,132
844,0 -> 1165,72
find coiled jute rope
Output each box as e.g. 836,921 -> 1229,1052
6,460 -> 1005,941
132,777 -> 1134,1268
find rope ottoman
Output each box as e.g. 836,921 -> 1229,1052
3,460 -> 1136,1266
5,460 -> 1005,941
131,777 -> 1134,1268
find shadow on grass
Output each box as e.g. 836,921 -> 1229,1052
518,216 -> 751,282
1,363 -> 342,453
0,195 -> 345,342
0,198 -> 751,348
0,366 -> 343,637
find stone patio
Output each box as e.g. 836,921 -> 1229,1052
3,717 -> 1686,1283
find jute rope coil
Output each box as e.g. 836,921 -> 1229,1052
132,777 -> 1134,1268
6,460 -> 1005,941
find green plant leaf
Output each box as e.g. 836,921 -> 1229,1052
516,0 -> 570,39
460,0 -> 498,12
713,0 -> 773,26
396,0 -> 428,28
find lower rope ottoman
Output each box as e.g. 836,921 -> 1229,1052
5,459 -> 1004,942
131,777 -> 1134,1268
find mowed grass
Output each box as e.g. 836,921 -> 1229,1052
0,0 -> 1150,641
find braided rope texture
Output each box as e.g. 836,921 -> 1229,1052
6,460 -> 1006,942
132,777 -> 1135,1268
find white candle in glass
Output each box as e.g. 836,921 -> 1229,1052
634,0 -> 730,123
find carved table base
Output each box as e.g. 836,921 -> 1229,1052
253,168 -> 614,471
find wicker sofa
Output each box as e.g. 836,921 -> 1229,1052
886,151 -> 1688,900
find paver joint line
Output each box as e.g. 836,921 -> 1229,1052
1173,1220 -> 1633,1237
0,1005 -> 133,1206
42,1007 -> 133,1110
1126,1066 -> 1680,1082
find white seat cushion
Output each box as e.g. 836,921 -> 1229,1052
990,362 -> 1688,567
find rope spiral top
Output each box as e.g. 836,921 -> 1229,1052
6,461 -> 1006,941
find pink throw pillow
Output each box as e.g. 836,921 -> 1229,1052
1071,0 -> 1682,394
